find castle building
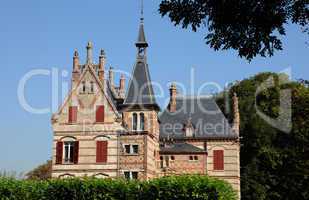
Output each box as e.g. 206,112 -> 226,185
51,16 -> 240,198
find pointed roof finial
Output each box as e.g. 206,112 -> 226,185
74,49 -> 79,57
141,0 -> 144,21
136,0 -> 148,48
100,49 -> 106,58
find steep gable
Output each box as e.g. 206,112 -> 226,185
53,64 -> 119,124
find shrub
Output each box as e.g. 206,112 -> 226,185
0,175 -> 237,200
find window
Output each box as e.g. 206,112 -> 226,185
160,156 -> 164,168
124,171 -> 138,180
213,150 -> 224,170
132,113 -> 138,131
96,105 -> 104,123
63,141 -> 79,164
124,144 -> 139,154
189,156 -> 194,160
165,156 -> 169,167
132,172 -> 138,179
124,145 -> 131,154
96,141 -> 108,163
171,156 -> 175,160
194,156 -> 198,160
140,113 -> 145,130
124,171 -> 130,180
68,106 -> 77,123
82,81 -> 86,93
132,145 -> 139,154
90,81 -> 94,93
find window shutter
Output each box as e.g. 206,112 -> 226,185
68,106 -> 77,123
96,141 -> 108,163
56,142 -> 63,164
213,150 -> 224,170
96,105 -> 104,122
73,141 -> 79,164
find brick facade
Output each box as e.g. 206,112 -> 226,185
51,19 -> 241,199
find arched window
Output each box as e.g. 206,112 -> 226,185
132,113 -> 138,131
140,113 -> 145,131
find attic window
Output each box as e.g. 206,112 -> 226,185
90,81 -> 94,93
82,81 -> 86,93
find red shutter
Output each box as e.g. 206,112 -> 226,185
73,141 -> 79,164
213,150 -> 224,170
68,106 -> 77,123
96,141 -> 108,163
96,106 -> 104,123
56,142 -> 63,164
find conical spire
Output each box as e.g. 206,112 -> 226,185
135,19 -> 148,48
135,0 -> 148,48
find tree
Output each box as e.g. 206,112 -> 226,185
159,0 -> 309,60
25,160 -> 52,180
216,73 -> 309,199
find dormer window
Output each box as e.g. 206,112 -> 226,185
184,118 -> 194,137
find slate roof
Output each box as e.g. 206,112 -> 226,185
123,58 -> 158,107
160,143 -> 206,154
159,96 -> 237,139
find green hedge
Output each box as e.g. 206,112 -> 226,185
0,175 -> 237,200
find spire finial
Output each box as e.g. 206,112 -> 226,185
140,0 -> 144,21
86,41 -> 93,64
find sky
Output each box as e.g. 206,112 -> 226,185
0,0 -> 308,174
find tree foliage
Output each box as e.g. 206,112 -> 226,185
216,72 -> 309,199
159,0 -> 309,60
25,160 -> 52,180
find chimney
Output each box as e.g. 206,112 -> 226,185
86,41 -> 93,64
98,49 -> 105,82
169,83 -> 177,112
109,66 -> 114,90
119,74 -> 125,91
232,93 -> 240,135
72,49 -> 80,88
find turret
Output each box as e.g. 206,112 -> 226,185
232,93 -> 240,135
98,49 -> 105,83
109,66 -> 114,90
72,49 -> 80,88
86,41 -> 93,64
169,83 -> 177,112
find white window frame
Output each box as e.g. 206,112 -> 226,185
123,144 -> 139,155
124,171 -> 138,180
63,141 -> 75,164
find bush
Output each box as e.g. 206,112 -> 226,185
0,175 -> 237,200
